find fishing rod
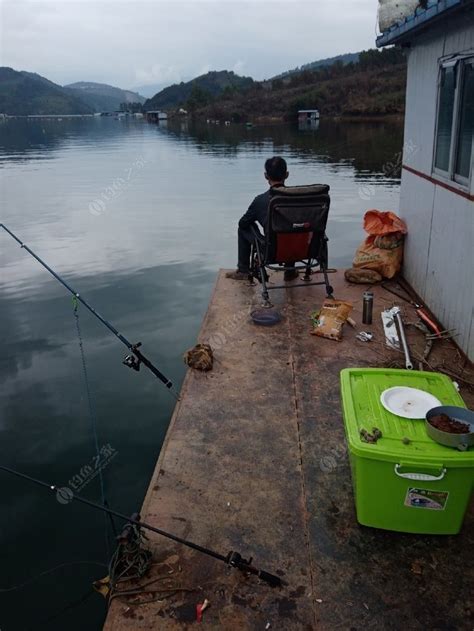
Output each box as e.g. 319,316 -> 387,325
0,464 -> 282,588
0,223 -> 176,396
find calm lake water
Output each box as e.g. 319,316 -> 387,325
0,116 -> 402,630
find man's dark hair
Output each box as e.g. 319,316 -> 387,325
265,156 -> 287,181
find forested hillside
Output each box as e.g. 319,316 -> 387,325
191,48 -> 407,121
144,70 -> 254,110
0,67 -> 93,115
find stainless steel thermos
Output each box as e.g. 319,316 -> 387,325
362,291 -> 374,325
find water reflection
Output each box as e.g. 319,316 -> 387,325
298,118 -> 320,131
156,118 -> 403,175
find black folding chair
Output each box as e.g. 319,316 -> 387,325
249,184 -> 334,306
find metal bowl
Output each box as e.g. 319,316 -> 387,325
425,406 -> 474,451
250,308 -> 282,326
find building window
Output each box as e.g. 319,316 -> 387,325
434,57 -> 473,185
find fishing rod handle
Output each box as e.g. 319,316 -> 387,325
226,551 -> 282,587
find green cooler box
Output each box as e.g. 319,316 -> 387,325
340,368 -> 474,534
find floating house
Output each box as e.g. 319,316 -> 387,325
377,0 -> 474,359
297,108 -> 320,122
145,110 -> 168,122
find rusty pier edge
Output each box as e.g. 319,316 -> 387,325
104,269 -> 474,631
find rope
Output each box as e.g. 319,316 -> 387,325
72,296 -> 116,557
106,523 -> 152,604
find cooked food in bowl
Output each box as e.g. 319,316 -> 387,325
428,413 -> 470,434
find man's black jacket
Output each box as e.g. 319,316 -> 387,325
238,190 -> 271,231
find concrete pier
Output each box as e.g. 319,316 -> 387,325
104,270 -> 473,630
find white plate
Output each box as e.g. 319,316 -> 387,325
380,386 -> 442,419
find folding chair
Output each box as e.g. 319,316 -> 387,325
249,184 -> 334,306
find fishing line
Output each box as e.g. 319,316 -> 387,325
0,561 -> 107,593
32,588 -> 95,630
0,223 -> 179,400
72,296 -> 117,557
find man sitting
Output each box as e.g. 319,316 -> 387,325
226,156 -> 298,281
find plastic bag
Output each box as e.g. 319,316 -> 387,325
353,210 -> 407,279
311,299 -> 353,341
363,210 -> 407,236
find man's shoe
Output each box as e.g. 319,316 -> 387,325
284,269 -> 299,282
226,270 -> 249,280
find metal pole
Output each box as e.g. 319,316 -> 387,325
394,308 -> 413,370
0,224 -> 175,392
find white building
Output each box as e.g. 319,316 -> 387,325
298,109 -> 320,121
145,110 -> 168,122
377,0 -> 474,359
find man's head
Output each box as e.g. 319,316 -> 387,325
264,156 -> 288,186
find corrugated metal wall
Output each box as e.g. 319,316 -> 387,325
400,13 -> 474,359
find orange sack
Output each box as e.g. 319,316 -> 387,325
353,210 -> 407,279
363,210 -> 407,236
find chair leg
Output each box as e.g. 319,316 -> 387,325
255,239 -> 272,307
320,236 -> 333,297
323,266 -> 334,298
303,259 -> 312,282
248,244 -> 256,285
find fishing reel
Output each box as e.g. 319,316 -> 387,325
226,551 -> 253,568
226,551 -> 282,587
123,343 -> 142,372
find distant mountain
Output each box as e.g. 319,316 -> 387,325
64,81 -> 145,112
0,67 -> 93,115
273,52 -> 360,79
144,70 -> 254,110
133,83 -> 175,98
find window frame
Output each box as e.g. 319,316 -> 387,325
432,55 -> 474,189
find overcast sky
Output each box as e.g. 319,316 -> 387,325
1,0 -> 380,92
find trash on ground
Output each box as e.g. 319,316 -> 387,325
196,598 -> 210,622
411,560 -> 423,575
183,344 -> 214,371
356,331 -> 373,342
353,210 -> 407,279
93,575 -> 110,598
344,267 -> 382,284
311,299 -> 353,341
381,307 -> 401,349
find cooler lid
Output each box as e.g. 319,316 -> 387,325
340,368 -> 474,466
